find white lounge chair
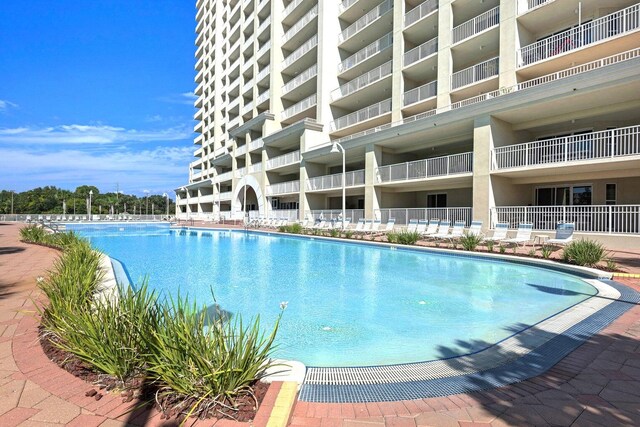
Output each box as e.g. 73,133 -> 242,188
353,218 -> 366,232
442,221 -> 466,241
421,219 -> 440,237
416,219 -> 428,234
406,219 -> 418,233
427,220 -> 451,240
367,219 -> 382,234
378,218 -> 396,234
361,220 -> 372,233
501,222 -> 534,247
547,222 -> 575,246
465,220 -> 484,237
483,222 -> 509,243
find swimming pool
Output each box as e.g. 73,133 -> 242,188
71,224 -> 599,367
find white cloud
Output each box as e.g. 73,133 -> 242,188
0,145 -> 194,195
0,99 -> 18,111
159,92 -> 198,105
0,123 -> 193,145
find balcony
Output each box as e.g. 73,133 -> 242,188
491,125 -> 640,170
249,138 -> 264,152
339,0 -> 393,48
242,78 -> 255,94
282,4 -> 318,48
491,205 -> 640,234
452,6 -> 499,44
266,150 -> 301,170
282,64 -> 317,95
256,90 -> 270,106
375,152 -> 473,184
338,33 -> 393,78
282,35 -> 317,70
518,4 -> 640,67
403,80 -> 437,107
519,0 -> 553,15
234,166 -> 247,178
219,191 -> 232,201
306,170 -> 365,192
267,180 -> 300,195
404,0 -> 438,28
451,56 -> 499,90
404,37 -> 438,67
282,93 -> 316,121
249,163 -> 263,173
235,144 -> 248,157
331,61 -> 392,102
194,122 -> 204,133
257,40 -> 271,61
257,66 -> 270,83
331,98 -> 392,132
216,171 -> 234,183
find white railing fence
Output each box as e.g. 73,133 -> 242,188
403,80 -> 438,106
283,35 -> 317,68
339,0 -> 393,44
266,150 -> 301,170
518,4 -> 640,66
404,0 -> 438,27
331,98 -> 392,130
282,93 -> 317,120
491,205 -> 640,234
492,125 -> 640,170
266,180 -> 300,195
339,33 -> 392,73
451,56 -> 499,90
331,61 -> 392,100
520,0 -> 552,14
404,37 -> 438,66
375,207 -> 473,226
282,64 -> 317,94
309,209 -> 365,222
376,152 -> 473,183
453,6 -> 500,44
283,4 -> 318,43
266,209 -> 299,221
306,169 -> 366,191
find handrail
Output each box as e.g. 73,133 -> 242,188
331,61 -> 392,101
452,6 -> 500,44
338,33 -> 392,73
404,37 -> 438,66
339,0 -> 393,44
403,80 -> 437,106
282,93 -> 317,120
376,152 -> 473,183
331,98 -> 392,131
404,0 -> 438,27
283,34 -> 318,68
451,56 -> 499,90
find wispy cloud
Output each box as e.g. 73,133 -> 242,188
0,145 -> 194,194
0,99 -> 18,111
0,124 -> 193,145
159,92 -> 198,106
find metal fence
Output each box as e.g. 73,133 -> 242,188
451,57 -> 499,90
376,152 -> 473,183
374,207 -> 473,226
306,170 -> 366,191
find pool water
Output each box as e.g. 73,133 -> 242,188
74,225 -> 598,367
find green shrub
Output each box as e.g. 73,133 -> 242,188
329,229 -> 339,238
486,240 -> 494,252
459,233 -> 483,251
47,283 -> 160,382
499,245 -> 506,254
562,239 -> 608,267
540,245 -> 553,259
344,230 -> 353,239
386,231 -> 420,245
606,258 -> 618,271
20,225 -> 46,243
144,296 -> 282,414
287,223 -> 303,234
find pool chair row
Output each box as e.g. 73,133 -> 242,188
250,218 -> 292,228
483,222 -> 575,247
404,219 -> 483,242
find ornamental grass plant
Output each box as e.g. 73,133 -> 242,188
386,231 -> 421,245
562,239 -> 609,267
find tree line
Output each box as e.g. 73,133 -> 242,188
0,186 -> 174,215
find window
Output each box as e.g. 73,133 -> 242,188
535,185 -> 591,206
606,184 -> 617,205
427,193 -> 447,208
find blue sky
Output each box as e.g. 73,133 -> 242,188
0,0 -> 197,196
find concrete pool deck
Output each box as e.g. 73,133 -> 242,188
1,222 -> 639,426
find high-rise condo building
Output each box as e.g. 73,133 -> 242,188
177,0 -> 640,244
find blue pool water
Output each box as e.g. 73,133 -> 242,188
70,224 -> 598,367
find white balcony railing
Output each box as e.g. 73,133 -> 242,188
518,4 -> 640,66
331,61 -> 392,101
404,37 -> 438,66
283,5 -> 318,43
283,0 -> 305,18
339,0 -> 359,13
267,180 -> 300,195
235,166 -> 247,178
283,34 -> 318,68
306,169 -> 365,191
216,171 -> 233,182
376,152 -> 473,183
241,101 -> 253,115
256,90 -> 270,105
235,144 -> 248,157
257,40 -> 271,57
404,0 -> 438,27
339,0 -> 393,44
492,125 -> 640,170
451,56 -> 499,90
249,163 -> 263,173
257,18 -> 270,34
249,137 -> 264,151
375,208 -> 473,226
282,93 -> 317,120
266,150 -> 301,170
339,33 -> 393,73
282,64 -> 317,94
491,205 -> 640,234
331,98 -> 392,130
257,66 -> 270,81
403,80 -> 437,106
519,0 -> 553,14
453,6 -> 499,44
242,78 -> 255,94
219,191 -> 232,201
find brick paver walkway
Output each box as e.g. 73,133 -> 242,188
1,221 -> 639,426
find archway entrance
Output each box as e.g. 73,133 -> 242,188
232,175 -> 266,219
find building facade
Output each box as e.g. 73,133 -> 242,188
177,0 -> 640,241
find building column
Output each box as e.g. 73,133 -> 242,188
365,143 -> 382,220
498,1 -> 518,89
436,0 -> 454,110
391,0 -> 405,123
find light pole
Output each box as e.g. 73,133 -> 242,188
88,190 -> 93,219
330,141 -> 346,230
163,193 -> 169,219
144,190 -> 150,216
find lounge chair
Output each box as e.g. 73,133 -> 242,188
443,221 -> 466,241
483,222 -> 509,243
406,219 -> 418,233
367,219 -> 382,234
377,218 -> 396,235
353,218 -> 365,232
501,222 -> 534,247
427,219 -> 451,240
416,219 -> 428,234
547,222 -> 575,246
361,219 -> 372,233
421,219 -> 440,237
465,220 -> 484,237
